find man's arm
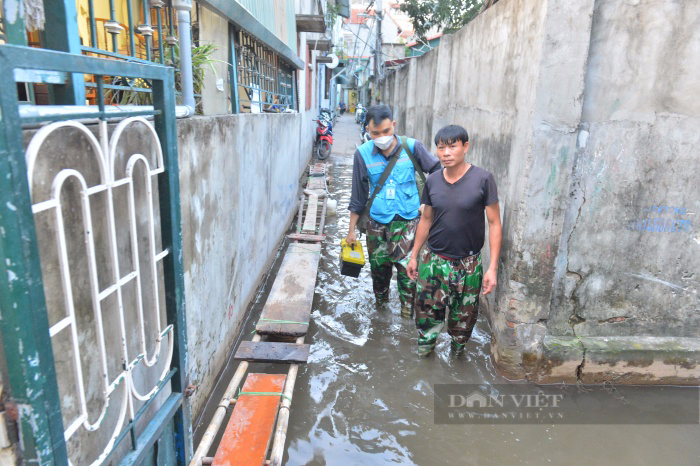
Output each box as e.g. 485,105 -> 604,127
346,212 -> 360,245
348,149 -> 369,213
413,141 -> 441,174
346,150 -> 368,245
482,202 -> 502,295
407,205 -> 433,280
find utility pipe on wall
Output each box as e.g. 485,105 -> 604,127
173,0 -> 195,116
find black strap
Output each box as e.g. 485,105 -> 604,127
400,135 -> 426,183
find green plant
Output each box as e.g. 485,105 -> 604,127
105,76 -> 153,106
106,42 -> 219,113
171,43 -> 218,94
333,45 -> 348,60
171,43 -> 219,113
400,0 -> 484,40
105,38 -> 162,106
326,2 -> 341,29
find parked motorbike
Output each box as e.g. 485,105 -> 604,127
360,113 -> 371,144
319,107 -> 334,125
315,111 -> 333,160
355,103 -> 366,124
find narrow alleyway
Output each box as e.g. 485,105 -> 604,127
194,114 -> 700,465
280,114 -> 700,465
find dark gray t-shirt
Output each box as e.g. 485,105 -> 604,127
421,165 -> 499,259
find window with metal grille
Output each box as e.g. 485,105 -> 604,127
1,0 -> 191,107
78,0 -> 180,107
233,29 -> 296,113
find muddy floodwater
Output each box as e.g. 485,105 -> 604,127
194,115 -> 700,465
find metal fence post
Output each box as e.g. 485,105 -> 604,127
0,49 -> 69,466
43,0 -> 86,104
228,24 -> 240,114
152,67 -> 193,463
2,0 -> 28,44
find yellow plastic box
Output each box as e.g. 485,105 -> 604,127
340,239 -> 365,277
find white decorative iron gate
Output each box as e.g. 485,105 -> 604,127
0,45 -> 191,465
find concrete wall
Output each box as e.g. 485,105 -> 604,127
178,113 -> 310,417
382,43 -> 406,60
296,0 -> 322,152
200,5 -> 233,115
383,0 -> 700,384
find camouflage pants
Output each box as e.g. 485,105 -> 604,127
366,217 -> 418,311
415,248 -> 482,354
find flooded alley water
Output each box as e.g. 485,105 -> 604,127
194,114 -> 700,465
281,115 -> 699,465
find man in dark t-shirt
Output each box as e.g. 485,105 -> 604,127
407,125 -> 502,356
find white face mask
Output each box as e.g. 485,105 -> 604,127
374,135 -> 394,150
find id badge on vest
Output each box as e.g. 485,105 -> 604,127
385,180 -> 396,200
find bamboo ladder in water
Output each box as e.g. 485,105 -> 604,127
190,163 -> 330,466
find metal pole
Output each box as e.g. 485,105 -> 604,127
173,0 -> 195,115
157,8 -> 165,64
42,0 -> 86,105
229,25 -> 240,113
127,0 -> 137,57
108,0 -> 119,53
375,0 -> 383,102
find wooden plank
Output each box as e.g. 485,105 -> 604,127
307,39 -> 332,51
256,243 -> 321,337
296,14 -> 326,33
309,163 -> 325,175
302,194 -> 318,233
306,177 -> 325,190
287,233 -> 325,242
212,374 -> 286,466
234,341 -> 310,364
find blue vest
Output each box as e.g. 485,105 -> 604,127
359,137 -> 420,224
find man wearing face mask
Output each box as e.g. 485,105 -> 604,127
346,105 -> 441,317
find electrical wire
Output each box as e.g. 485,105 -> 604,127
343,12 -> 362,78
341,17 -> 411,63
339,1 -> 418,98
343,19 -> 375,84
